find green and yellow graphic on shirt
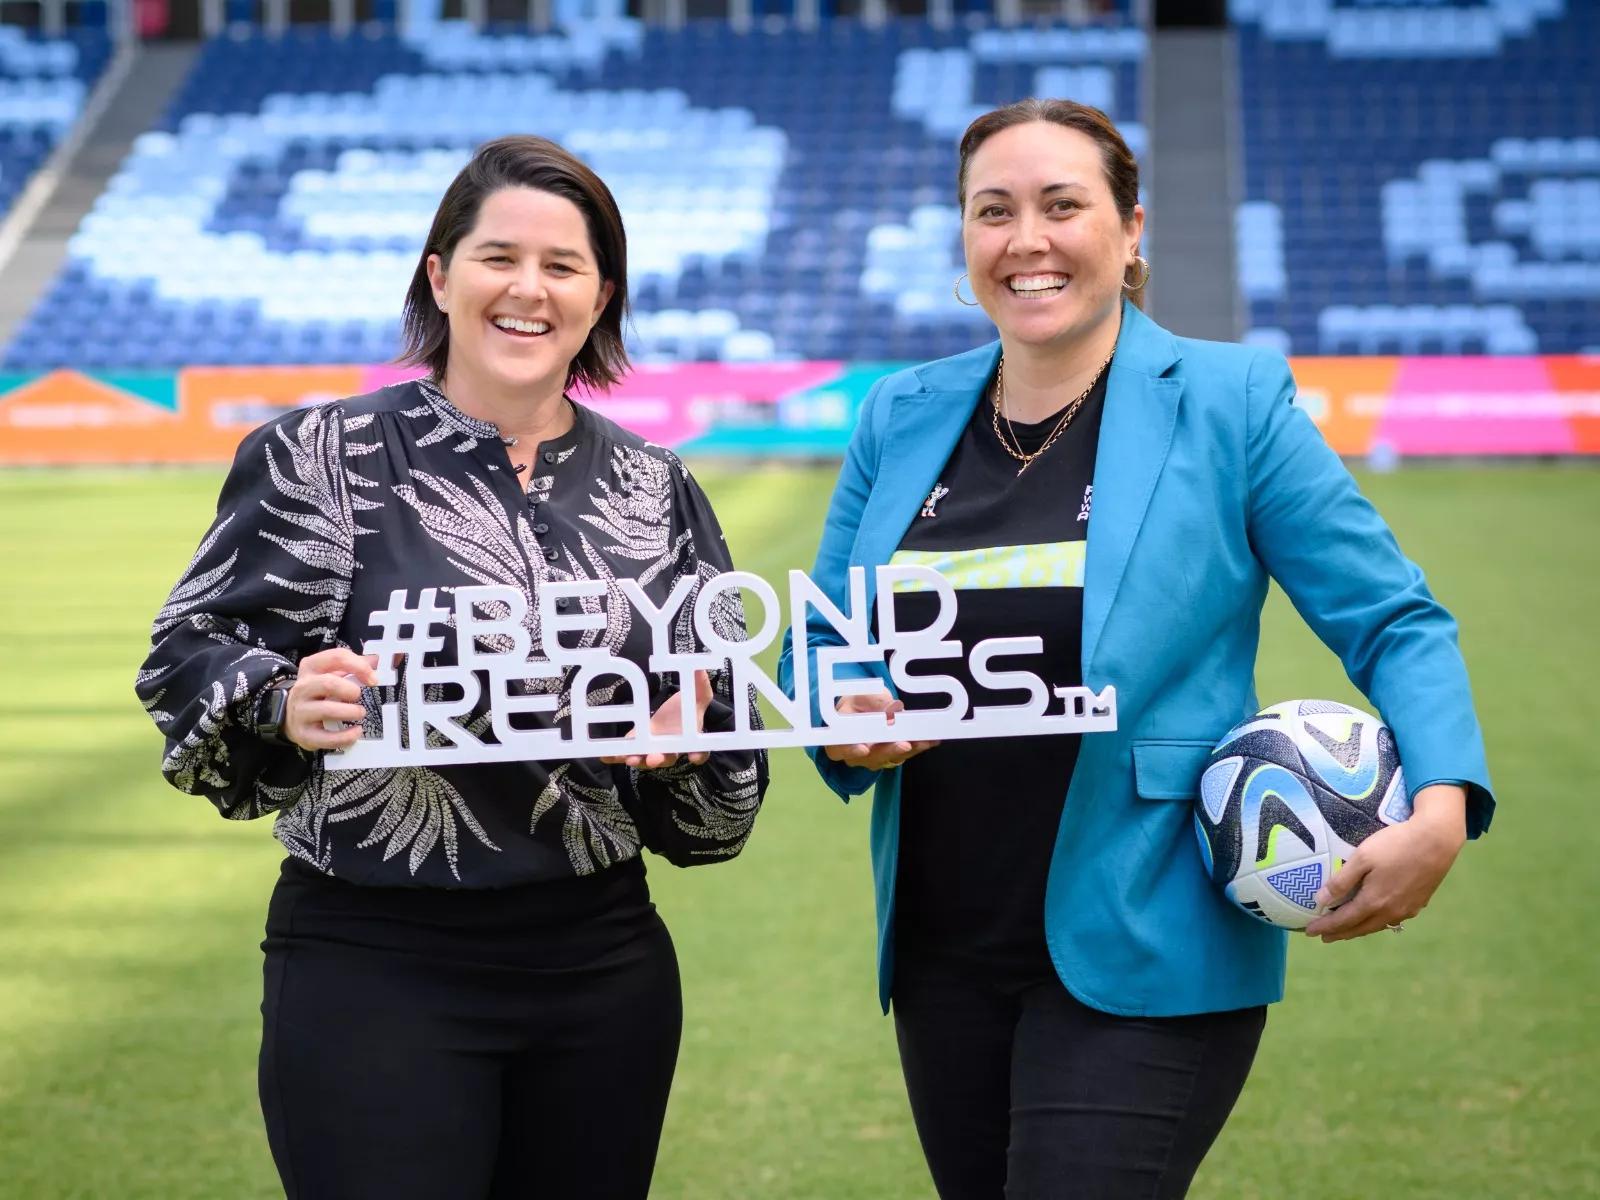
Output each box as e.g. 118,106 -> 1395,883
888,542 -> 1086,591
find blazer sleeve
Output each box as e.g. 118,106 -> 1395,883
1243,352 -> 1494,837
776,378 -> 890,801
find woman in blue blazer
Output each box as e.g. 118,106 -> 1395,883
778,100 -> 1493,1199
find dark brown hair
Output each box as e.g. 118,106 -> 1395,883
400,135 -> 629,391
957,97 -> 1141,225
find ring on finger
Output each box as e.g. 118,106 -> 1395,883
1387,922 -> 1405,933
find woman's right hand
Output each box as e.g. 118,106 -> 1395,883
823,690 -> 939,771
284,649 -> 379,752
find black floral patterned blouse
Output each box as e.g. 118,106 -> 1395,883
136,379 -> 769,889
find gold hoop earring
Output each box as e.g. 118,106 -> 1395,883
1123,256 -> 1151,292
953,274 -> 980,307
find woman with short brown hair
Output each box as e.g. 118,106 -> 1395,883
138,135 -> 768,1199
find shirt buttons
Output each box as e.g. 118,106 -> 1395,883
543,547 -> 558,561
542,451 -> 556,464
555,597 -> 569,610
534,523 -> 549,535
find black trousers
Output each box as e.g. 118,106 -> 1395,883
258,856 -> 681,1200
893,952 -> 1266,1200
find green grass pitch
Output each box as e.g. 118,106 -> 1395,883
0,464 -> 1595,1198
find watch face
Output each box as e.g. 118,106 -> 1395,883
257,680 -> 290,736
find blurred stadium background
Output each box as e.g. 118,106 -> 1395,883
0,0 -> 1595,1197
3,0 -> 1596,458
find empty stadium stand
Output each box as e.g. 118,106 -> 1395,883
1234,0 -> 1599,355
0,18 -> 1146,370
0,27 -> 111,222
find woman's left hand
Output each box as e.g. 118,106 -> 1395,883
600,670 -> 715,771
1304,783 -> 1468,942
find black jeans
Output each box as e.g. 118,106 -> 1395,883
893,953 -> 1266,1200
258,856 -> 681,1200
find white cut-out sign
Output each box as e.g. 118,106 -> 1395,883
325,566 -> 1116,770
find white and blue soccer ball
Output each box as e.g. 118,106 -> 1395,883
1194,700 -> 1411,930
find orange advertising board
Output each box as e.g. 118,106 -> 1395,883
0,371 -> 184,465
0,368 -> 366,465
3,358 -> 1598,465
1282,357 -> 1402,456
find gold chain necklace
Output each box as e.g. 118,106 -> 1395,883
990,351 -> 1115,476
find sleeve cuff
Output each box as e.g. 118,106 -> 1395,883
1412,777 -> 1495,840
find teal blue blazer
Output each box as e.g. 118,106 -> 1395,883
777,302 -> 1494,1018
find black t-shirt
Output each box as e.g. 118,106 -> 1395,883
889,367 -> 1107,980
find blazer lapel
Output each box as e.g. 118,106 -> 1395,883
852,347 -> 997,604
1082,304 -> 1184,678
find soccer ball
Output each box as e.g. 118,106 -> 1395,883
1194,700 -> 1410,930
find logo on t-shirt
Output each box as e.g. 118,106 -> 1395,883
1077,484 -> 1093,523
921,483 -> 950,519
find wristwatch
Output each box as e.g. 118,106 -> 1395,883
252,677 -> 295,746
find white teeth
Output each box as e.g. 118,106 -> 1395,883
492,317 -> 550,334
1009,275 -> 1068,293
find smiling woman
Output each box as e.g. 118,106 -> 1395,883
401,136 -> 628,424
956,100 -> 1145,425
779,98 -> 1493,1199
134,135 -> 768,1199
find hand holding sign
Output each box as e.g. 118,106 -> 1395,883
823,689 -> 940,771
285,649 -> 378,752
601,669 -> 715,771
